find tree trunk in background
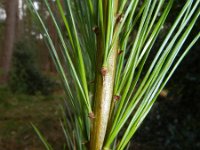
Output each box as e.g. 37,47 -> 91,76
45,16 -> 56,73
46,1 -> 58,73
0,0 -> 18,84
16,0 -> 24,39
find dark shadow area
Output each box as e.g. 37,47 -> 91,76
132,43 -> 200,150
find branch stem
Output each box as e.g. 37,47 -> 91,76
90,1 -> 119,149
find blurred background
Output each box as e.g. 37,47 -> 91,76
0,0 -> 199,150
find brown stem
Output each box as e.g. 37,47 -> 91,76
90,1 -> 119,150
90,43 -> 118,150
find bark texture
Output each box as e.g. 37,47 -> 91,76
90,1 -> 119,149
0,0 -> 18,83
